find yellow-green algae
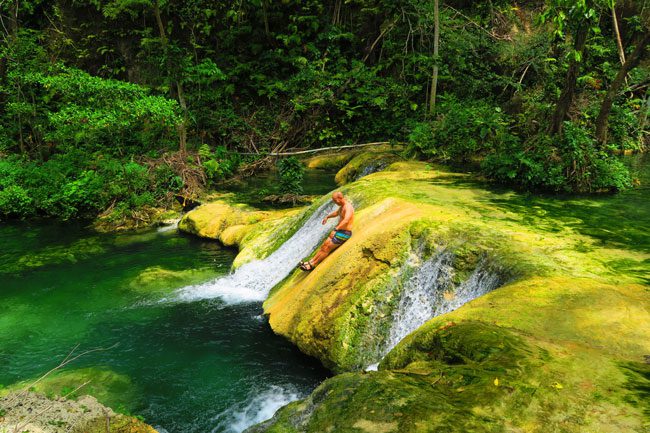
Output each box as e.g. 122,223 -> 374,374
305,151 -> 359,170
334,150 -> 402,185
129,266 -> 220,295
2,237 -> 106,274
242,159 -> 650,432
248,322 -> 648,433
177,194 -> 337,269
0,367 -> 139,410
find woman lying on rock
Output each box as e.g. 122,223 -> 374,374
299,191 -> 354,271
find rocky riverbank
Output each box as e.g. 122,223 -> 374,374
179,150 -> 650,432
0,391 -> 156,433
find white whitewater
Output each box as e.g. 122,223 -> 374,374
157,218 -> 180,233
174,201 -> 335,304
384,251 -> 501,356
212,385 -> 302,433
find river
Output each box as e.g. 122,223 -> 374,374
1,155 -> 648,432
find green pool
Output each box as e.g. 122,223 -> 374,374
0,221 -> 329,433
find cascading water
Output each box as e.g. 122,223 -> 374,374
386,252 -> 455,351
212,385 -> 302,433
174,201 -> 336,304
381,250 -> 502,359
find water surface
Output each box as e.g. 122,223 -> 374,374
0,222 -> 329,433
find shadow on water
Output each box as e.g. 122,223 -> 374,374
220,168 -> 338,209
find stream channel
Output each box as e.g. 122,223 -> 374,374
1,155 -> 649,432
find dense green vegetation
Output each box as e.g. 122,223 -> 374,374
0,0 -> 648,220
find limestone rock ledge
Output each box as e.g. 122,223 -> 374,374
248,160 -> 649,432
0,391 -> 157,433
178,199 -> 303,268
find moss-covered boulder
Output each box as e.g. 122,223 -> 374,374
248,159 -> 649,432
334,151 -> 401,185
0,367 -> 154,433
0,367 -> 139,410
305,151 -> 359,171
248,321 -> 649,433
178,199 -> 303,268
129,266 -> 219,295
178,201 -> 263,241
263,198 -> 517,371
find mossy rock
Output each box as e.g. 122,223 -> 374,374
178,201 -> 260,240
263,198 -> 521,372
129,266 -> 219,295
0,367 -> 139,410
247,322 -> 649,433
335,151 -> 401,185
0,390 -> 155,433
74,414 -> 158,433
305,151 -> 359,170
178,201 -> 301,265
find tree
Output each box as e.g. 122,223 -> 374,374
541,0 -> 605,135
428,0 -> 440,115
595,31 -> 650,145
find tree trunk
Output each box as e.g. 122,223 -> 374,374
549,23 -> 589,135
8,0 -> 19,36
639,93 -> 649,151
153,1 -> 167,45
595,31 -> 650,145
176,81 -> 188,154
612,6 -> 626,66
428,0 -> 440,116
153,0 -> 188,153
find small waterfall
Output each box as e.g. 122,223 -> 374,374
382,251 -> 502,359
212,385 -> 301,433
355,161 -> 388,181
386,252 -> 455,351
174,201 -> 336,304
157,218 -> 180,233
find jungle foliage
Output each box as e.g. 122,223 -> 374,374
0,0 -> 649,219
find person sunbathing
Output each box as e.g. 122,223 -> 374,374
299,191 -> 354,271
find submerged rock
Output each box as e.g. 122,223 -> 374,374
130,266 -> 219,295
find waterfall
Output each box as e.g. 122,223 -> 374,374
385,252 -> 455,351
157,218 -> 180,233
382,251 -> 502,359
212,385 -> 302,433
174,201 -> 336,304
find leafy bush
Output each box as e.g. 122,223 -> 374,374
482,123 -> 632,192
0,185 -> 34,218
200,144 -> 241,184
277,157 -> 305,195
408,98 -> 518,162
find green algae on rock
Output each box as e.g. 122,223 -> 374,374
129,266 -> 220,295
1,237 -> 107,274
0,367 -> 140,411
177,199 -> 304,266
0,390 -> 156,433
241,159 -> 650,432
305,151 -> 360,171
247,322 -> 649,433
334,150 -> 402,186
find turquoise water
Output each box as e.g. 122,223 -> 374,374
0,222 -> 329,433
